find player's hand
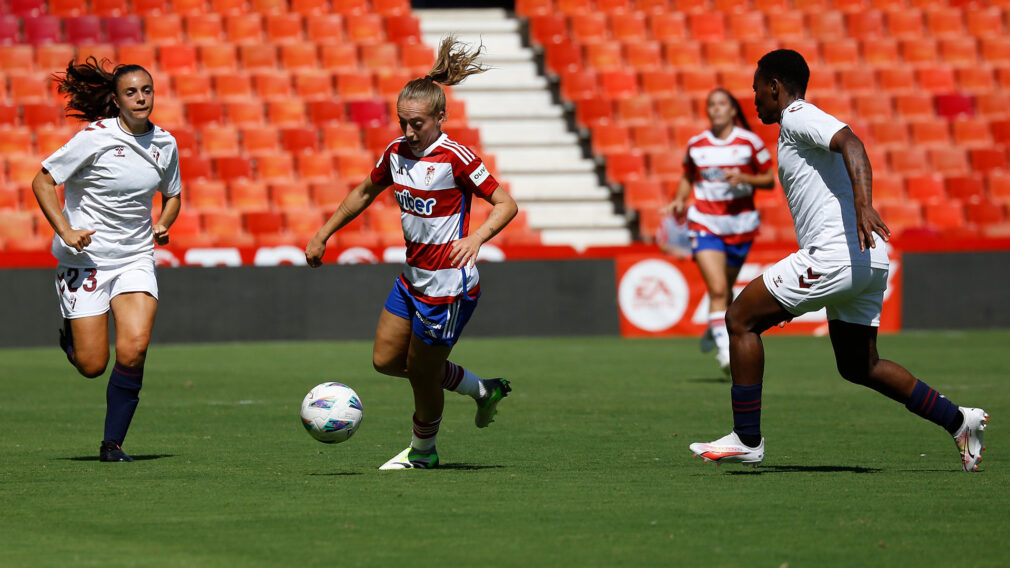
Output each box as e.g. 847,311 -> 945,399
153,224 -> 170,245
305,236 -> 326,268
449,234 -> 482,268
855,204 -> 890,252
60,228 -> 96,252
725,171 -> 745,187
661,198 -> 688,219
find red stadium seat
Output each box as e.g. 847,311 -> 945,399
904,174 -> 945,204
187,101 -> 224,128
243,210 -> 285,237
969,149 -> 1008,173
50,0 -> 85,16
846,10 -> 884,40
605,151 -> 646,185
965,200 -> 1006,227
64,16 -> 105,45
23,16 -> 63,46
575,98 -> 614,128
529,15 -> 568,47
180,154 -> 212,182
305,100 -> 346,125
160,44 -> 198,73
688,13 -> 725,41
934,93 -> 973,119
0,15 -> 21,45
611,13 -> 648,42
945,174 -> 986,203
590,123 -> 631,155
281,126 -> 319,153
214,155 -> 253,183
545,41 -> 584,76
557,0 -> 593,14
105,17 -> 143,45
924,202 -> 967,230
347,100 -> 388,127
22,103 -> 64,128
570,14 -> 609,44
599,70 -> 639,98
384,15 -> 422,46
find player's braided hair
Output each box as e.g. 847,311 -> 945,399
53,57 -> 151,122
709,88 -> 752,132
756,49 -> 810,97
398,35 -> 489,115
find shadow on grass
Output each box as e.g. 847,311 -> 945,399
726,465 -> 882,475
308,472 -> 363,476
61,454 -> 176,462
685,377 -> 731,384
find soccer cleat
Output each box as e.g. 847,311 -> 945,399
700,328 -> 716,353
953,407 -> 988,472
378,446 -> 439,470
475,378 -> 511,428
99,440 -> 133,462
689,431 -> 764,466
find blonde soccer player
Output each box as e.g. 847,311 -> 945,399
306,38 -> 518,470
33,57 -> 181,462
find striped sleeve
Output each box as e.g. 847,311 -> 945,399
442,139 -> 498,198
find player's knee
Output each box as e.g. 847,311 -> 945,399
77,356 -> 108,378
372,357 -> 402,377
709,283 -> 731,304
837,360 -> 870,385
724,304 -> 748,336
115,338 -> 149,368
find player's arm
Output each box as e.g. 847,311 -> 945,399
449,186 -> 518,269
726,170 -> 775,189
829,126 -> 891,252
662,174 -> 694,218
31,167 -> 94,252
305,177 -> 387,267
153,194 -> 180,245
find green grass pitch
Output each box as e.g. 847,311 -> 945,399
1,331 -> 1007,567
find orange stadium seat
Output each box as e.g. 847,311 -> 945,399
591,123 -> 631,155
766,11 -> 804,39
612,96 -> 652,125
822,40 -> 860,67
654,96 -> 694,123
805,12 -> 846,41
334,153 -> 372,180
201,209 -> 244,239
256,154 -> 295,181
360,43 -> 399,71
50,0 -> 85,16
279,43 -> 320,71
939,37 -> 978,65
201,126 -> 240,157
853,95 -> 893,120
516,0 -> 554,16
332,0 -> 369,14
904,173 -> 945,203
726,13 -> 766,41
284,208 -> 326,238
321,123 -> 363,154
980,38 -> 1010,65
838,69 -> 876,93
241,125 -> 280,155
266,99 -> 306,126
740,38 -> 777,65
229,180 -> 271,211
292,70 -> 331,99
0,211 -> 35,242
640,70 -> 678,97
965,200 -> 1006,228
688,13 -> 725,41
76,44 -> 117,65
529,15 -> 568,47
557,0 -> 593,14
924,201 -> 967,231
599,70 -> 638,98
35,126 -> 73,156
280,126 -> 319,153
975,93 -> 1010,119
909,119 -> 949,147
210,0 -> 249,15
362,124 -> 401,153
662,39 -> 703,68
305,15 -> 345,45
561,69 -> 598,102
545,41 -> 584,76
632,124 -> 671,151
384,15 -> 423,46
304,100 -> 345,125
334,72 -> 374,100
373,0 -> 411,16
648,12 -> 687,42
243,211 -> 285,240
969,149 -> 1008,173
990,171 -> 1010,204
215,155 -> 253,183
132,0 -> 167,15
293,151 -> 335,183
605,151 -> 646,185
271,183 -> 312,211
291,0 -> 329,15
889,147 -> 927,175
929,148 -> 968,175
212,71 -> 253,100
893,93 -> 933,117
154,100 -> 186,130
951,118 -> 991,147
846,10 -> 885,40
900,38 -> 937,65
955,68 -> 994,93
860,38 -> 898,65
0,126 -> 32,154
574,98 -> 613,128
877,67 -> 916,92
598,0 -> 633,12
611,13 -> 648,43
197,44 -> 237,70
637,0 -> 673,12
9,72 -> 50,103
647,150 -> 683,180
869,118 -> 908,147
879,202 -> 923,233
886,10 -> 924,39
872,173 -> 904,205
680,68 -> 718,94
159,44 -> 198,73
345,14 -> 385,45
965,8 -> 1004,39
319,44 -> 359,72
185,14 -> 224,44
173,72 -> 215,102
570,14 -> 609,44
187,179 -> 229,210
252,0 -> 288,13
915,67 -> 955,93
585,41 -> 623,70
239,44 -> 277,70
0,46 -> 34,72
266,14 -> 304,44
22,103 -> 64,128
945,174 -> 986,203
187,101 -> 225,128
375,70 -> 412,100
703,40 -> 741,68
180,154 -> 212,182
116,44 -> 157,69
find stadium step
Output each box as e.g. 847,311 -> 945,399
416,8 -> 632,249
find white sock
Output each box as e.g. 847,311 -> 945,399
709,311 -> 729,356
444,362 -> 486,400
411,414 -> 440,451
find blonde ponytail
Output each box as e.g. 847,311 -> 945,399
398,36 -> 488,115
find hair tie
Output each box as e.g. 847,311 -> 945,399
424,75 -> 435,84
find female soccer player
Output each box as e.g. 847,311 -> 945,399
664,89 -> 775,374
32,57 -> 181,462
305,37 -> 518,470
689,50 -> 988,472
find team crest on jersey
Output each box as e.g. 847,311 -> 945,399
424,165 -> 436,186
151,147 -> 160,161
113,146 -> 126,158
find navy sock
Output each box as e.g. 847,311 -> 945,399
905,379 -> 961,434
731,383 -> 762,447
104,362 -> 143,445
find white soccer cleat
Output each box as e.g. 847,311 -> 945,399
700,328 -> 716,353
378,446 -> 439,470
953,407 -> 988,472
689,431 -> 764,466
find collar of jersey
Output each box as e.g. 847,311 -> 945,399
408,132 -> 447,158
704,126 -> 740,145
113,117 -> 154,138
780,99 -> 806,120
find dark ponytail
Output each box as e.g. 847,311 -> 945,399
709,88 -> 752,132
53,56 -> 151,122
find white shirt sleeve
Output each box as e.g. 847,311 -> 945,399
786,105 -> 848,151
160,143 -> 182,197
41,127 -> 99,185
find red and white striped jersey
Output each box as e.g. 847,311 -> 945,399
682,126 -> 773,244
371,132 -> 499,304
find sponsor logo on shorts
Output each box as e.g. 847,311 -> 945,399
772,275 -> 783,288
394,189 -> 436,215
798,267 -> 822,289
418,314 -> 442,330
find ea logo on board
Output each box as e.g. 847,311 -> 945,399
618,259 -> 689,332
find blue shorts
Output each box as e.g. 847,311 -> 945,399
691,231 -> 754,268
383,277 -> 479,347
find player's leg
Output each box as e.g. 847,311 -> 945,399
828,300 -> 988,472
696,249 -> 732,370
372,308 -> 411,379
689,271 -> 793,465
65,315 -> 111,378
101,290 -> 158,462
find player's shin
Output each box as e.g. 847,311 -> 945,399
905,379 -> 962,434
732,383 -> 763,448
104,362 -> 143,445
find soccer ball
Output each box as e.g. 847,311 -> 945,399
300,382 -> 363,444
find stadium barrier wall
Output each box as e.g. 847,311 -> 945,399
0,259 -> 620,347
2,250 -> 1007,348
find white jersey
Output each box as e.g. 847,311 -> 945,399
42,118 -> 181,267
777,100 -> 888,269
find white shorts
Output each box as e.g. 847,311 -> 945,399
762,249 -> 887,327
55,258 -> 159,319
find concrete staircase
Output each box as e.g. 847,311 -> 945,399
415,8 -> 633,249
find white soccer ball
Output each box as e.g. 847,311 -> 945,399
300,382 -> 363,444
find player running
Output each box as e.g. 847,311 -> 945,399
32,57 -> 181,462
688,50 -> 988,472
663,88 -> 775,375
305,37 -> 518,470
